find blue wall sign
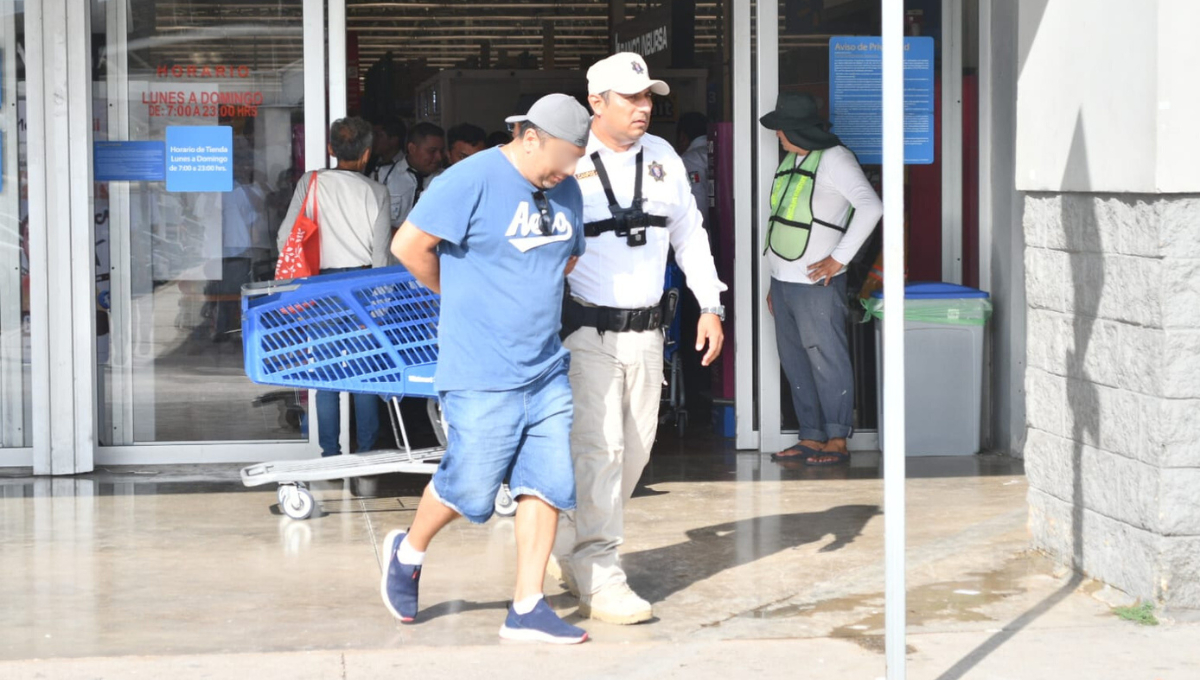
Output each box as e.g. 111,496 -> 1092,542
93,141 -> 167,182
829,36 -> 936,165
165,126 -> 234,192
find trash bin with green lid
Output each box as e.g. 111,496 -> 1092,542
865,282 -> 993,456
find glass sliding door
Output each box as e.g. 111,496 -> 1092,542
93,0 -> 314,454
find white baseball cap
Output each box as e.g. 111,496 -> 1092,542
587,53 -> 670,97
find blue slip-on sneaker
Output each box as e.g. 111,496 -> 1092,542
499,598 -> 589,644
380,529 -> 420,623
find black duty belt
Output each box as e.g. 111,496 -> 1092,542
562,292 -> 677,336
583,149 -> 668,246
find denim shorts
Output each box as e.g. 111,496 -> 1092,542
431,361 -> 576,524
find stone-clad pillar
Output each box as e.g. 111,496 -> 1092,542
1017,0 -> 1200,608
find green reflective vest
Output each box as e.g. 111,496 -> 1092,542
764,150 -> 854,261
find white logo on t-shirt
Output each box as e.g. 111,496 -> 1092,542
506,201 -> 574,253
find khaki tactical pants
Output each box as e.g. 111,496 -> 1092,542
554,327 -> 664,595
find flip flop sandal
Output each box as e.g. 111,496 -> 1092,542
803,451 -> 851,467
771,443 -> 824,461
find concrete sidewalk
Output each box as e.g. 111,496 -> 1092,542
4,622 -> 1198,680
2,450 -> 1196,679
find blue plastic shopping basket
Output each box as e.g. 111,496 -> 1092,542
241,265 -> 440,399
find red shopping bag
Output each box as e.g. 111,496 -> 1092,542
275,172 -> 321,280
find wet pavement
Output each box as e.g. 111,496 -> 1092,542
2,434 -> 1198,679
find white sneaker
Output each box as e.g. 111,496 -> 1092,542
578,582 -> 653,625
546,554 -> 580,598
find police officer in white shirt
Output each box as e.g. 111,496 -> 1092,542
375,121 -> 445,232
368,117 -> 405,180
677,111 -> 710,231
549,53 -> 727,625
369,117 -> 405,222
759,92 -> 882,466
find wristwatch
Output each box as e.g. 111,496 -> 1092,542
701,306 -> 726,322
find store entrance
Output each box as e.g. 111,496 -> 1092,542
749,0 -> 982,453
86,0 -> 734,465
343,0 -> 736,444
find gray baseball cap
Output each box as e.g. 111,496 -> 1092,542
505,94 -> 591,148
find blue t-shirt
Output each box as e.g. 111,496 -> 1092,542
406,148 -> 586,392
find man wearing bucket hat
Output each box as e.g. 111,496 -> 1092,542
760,92 -> 882,466
382,94 -> 593,644
548,53 -> 727,625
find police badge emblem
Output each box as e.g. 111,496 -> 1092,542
649,161 -> 666,182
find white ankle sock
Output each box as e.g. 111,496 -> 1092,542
396,536 -> 425,566
513,594 -> 544,615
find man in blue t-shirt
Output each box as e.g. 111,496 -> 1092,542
380,94 -> 593,645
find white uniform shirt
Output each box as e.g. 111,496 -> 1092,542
569,133 -> 726,310
680,135 -> 709,230
767,145 -> 883,284
374,156 -> 441,229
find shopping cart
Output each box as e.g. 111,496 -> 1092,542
238,266 -> 517,520
660,259 -> 687,436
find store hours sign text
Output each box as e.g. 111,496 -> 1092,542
148,63 -> 263,117
143,90 -> 264,118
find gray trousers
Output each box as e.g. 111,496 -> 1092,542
771,274 -> 854,441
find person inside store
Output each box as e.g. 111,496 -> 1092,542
388,122 -> 446,235
366,116 -> 408,225
277,117 -> 392,457
382,94 -> 592,644
759,92 -> 882,466
367,116 -> 406,177
446,122 -> 487,165
676,111 -> 710,231
548,53 -> 726,626
673,111 -> 715,404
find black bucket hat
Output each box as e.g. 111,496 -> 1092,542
759,92 -> 842,151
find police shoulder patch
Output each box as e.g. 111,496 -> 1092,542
648,161 -> 666,182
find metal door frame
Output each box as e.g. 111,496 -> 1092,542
23,0 -> 97,474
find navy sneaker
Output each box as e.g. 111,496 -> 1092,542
380,529 -> 420,623
499,598 -> 589,644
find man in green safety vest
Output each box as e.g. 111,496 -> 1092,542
760,92 -> 883,466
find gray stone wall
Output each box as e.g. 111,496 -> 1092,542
1023,193 -> 1200,609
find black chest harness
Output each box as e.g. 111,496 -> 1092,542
583,150 -> 667,247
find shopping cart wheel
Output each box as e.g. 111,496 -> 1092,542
280,483 -> 316,520
494,484 -> 518,518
